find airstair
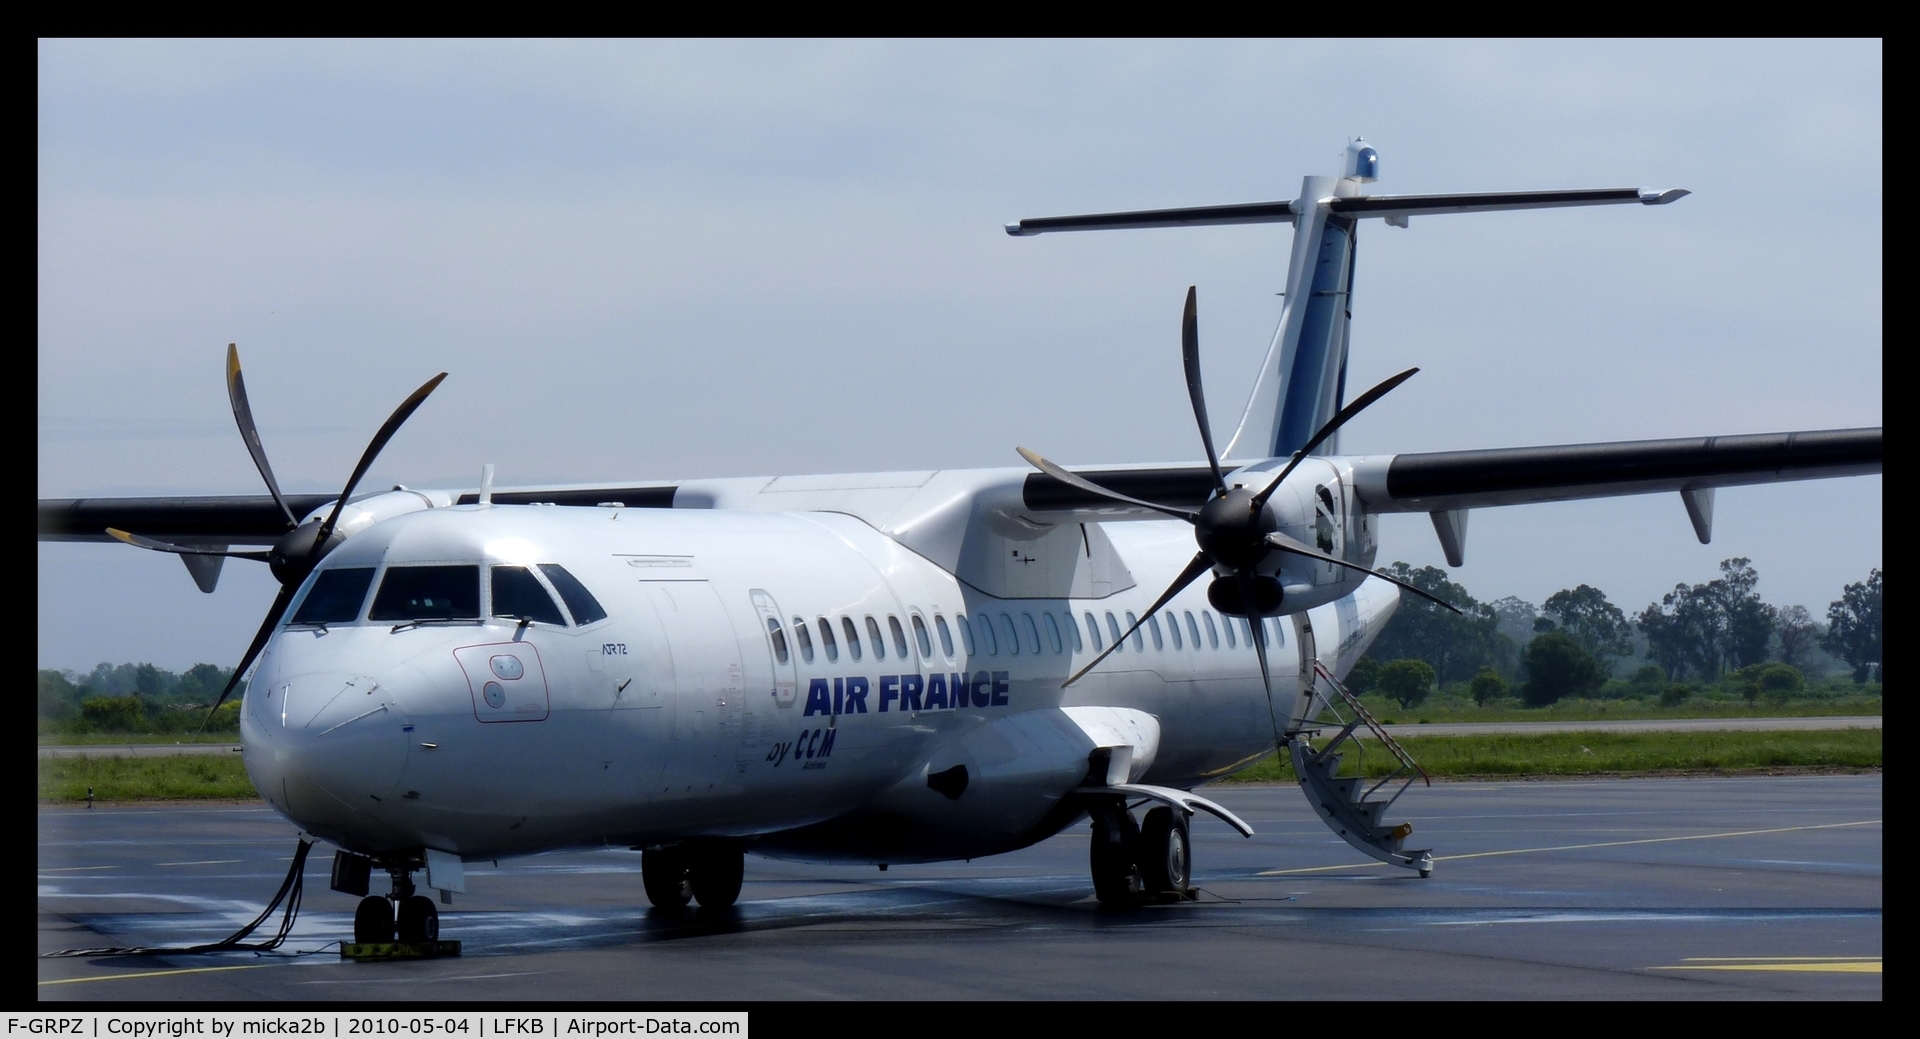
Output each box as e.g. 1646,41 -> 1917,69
1286,660 -> 1433,876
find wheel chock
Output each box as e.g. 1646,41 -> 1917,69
341,940 -> 462,961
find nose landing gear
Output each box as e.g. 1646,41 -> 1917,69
344,858 -> 445,950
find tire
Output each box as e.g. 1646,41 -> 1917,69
395,895 -> 439,943
1139,806 -> 1190,894
688,845 -> 745,910
353,895 -> 394,944
642,847 -> 692,909
1088,802 -> 1141,907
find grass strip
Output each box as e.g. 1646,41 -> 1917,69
36,730 -> 1882,800
1222,728 -> 1882,782
38,754 -> 259,802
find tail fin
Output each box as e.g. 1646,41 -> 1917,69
1005,140 -> 1686,462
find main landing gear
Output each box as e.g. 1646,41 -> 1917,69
641,843 -> 744,912
350,865 -> 440,945
1089,799 -> 1192,907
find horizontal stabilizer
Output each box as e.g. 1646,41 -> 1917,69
1005,200 -> 1295,236
1328,186 -> 1687,222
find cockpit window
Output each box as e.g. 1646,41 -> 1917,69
538,564 -> 607,625
369,565 -> 480,621
491,566 -> 567,626
291,568 -> 375,625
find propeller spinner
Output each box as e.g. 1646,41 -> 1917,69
111,344 -> 447,729
1017,288 -> 1458,710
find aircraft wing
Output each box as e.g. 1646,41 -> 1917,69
1347,427 -> 1881,514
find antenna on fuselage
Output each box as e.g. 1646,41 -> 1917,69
478,464 -> 495,506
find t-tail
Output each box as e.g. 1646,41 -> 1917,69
1006,140 -> 1689,461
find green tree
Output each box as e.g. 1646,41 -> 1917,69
1627,664 -> 1667,697
1824,568 -> 1882,683
1469,667 -> 1507,706
1774,605 -> 1819,670
1521,630 -> 1604,706
1542,584 -> 1633,672
1731,662 -> 1804,702
81,696 -> 147,732
1636,558 -> 1779,681
1367,564 -> 1503,685
1345,656 -> 1381,695
173,663 -> 233,705
1375,659 -> 1436,709
39,670 -> 79,721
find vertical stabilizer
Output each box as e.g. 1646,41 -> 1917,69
1223,140 -> 1378,461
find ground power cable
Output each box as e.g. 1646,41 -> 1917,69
41,839 -> 316,959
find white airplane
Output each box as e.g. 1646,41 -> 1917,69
39,141 -> 1880,947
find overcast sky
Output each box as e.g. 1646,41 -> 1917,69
38,39 -> 1881,673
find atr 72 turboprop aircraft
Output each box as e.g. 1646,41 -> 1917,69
40,141 -> 1881,947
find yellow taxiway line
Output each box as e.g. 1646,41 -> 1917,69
39,963 -> 274,986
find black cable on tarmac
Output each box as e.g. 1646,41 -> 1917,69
40,839 -> 315,958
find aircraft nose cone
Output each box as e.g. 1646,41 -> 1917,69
251,670 -> 410,833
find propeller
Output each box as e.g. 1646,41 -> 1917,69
1022,287 -> 1455,707
102,346 -> 448,730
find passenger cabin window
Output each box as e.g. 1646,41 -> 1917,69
792,617 -> 815,663
976,613 -> 998,655
842,617 -> 863,661
370,565 -> 481,622
1222,613 -> 1237,648
999,614 -> 1020,656
491,566 -> 567,626
935,615 -> 955,657
957,614 -> 977,655
1165,613 -> 1181,650
1105,612 -> 1123,652
1147,614 -> 1164,650
865,616 -> 886,660
911,615 -> 933,658
1203,611 -> 1219,648
1085,612 -> 1103,651
1020,613 -> 1041,654
538,564 -> 607,625
1043,613 -> 1062,654
1126,612 -> 1143,651
889,616 -> 910,658
818,618 -> 839,662
291,567 -> 375,625
765,617 -> 790,665
1065,612 -> 1084,652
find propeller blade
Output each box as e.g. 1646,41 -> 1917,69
1016,447 -> 1198,522
1251,367 -> 1420,510
308,372 -> 448,553
225,344 -> 299,529
1264,531 -> 1463,614
197,583 -> 297,733
1180,287 -> 1227,496
1061,552 -> 1214,688
106,528 -> 271,561
1237,573 -> 1282,748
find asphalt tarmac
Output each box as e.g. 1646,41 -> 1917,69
38,774 -> 1880,1001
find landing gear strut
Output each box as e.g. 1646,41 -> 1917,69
642,843 -> 744,911
1090,799 -> 1193,906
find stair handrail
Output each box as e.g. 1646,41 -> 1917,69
1312,660 -> 1430,787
